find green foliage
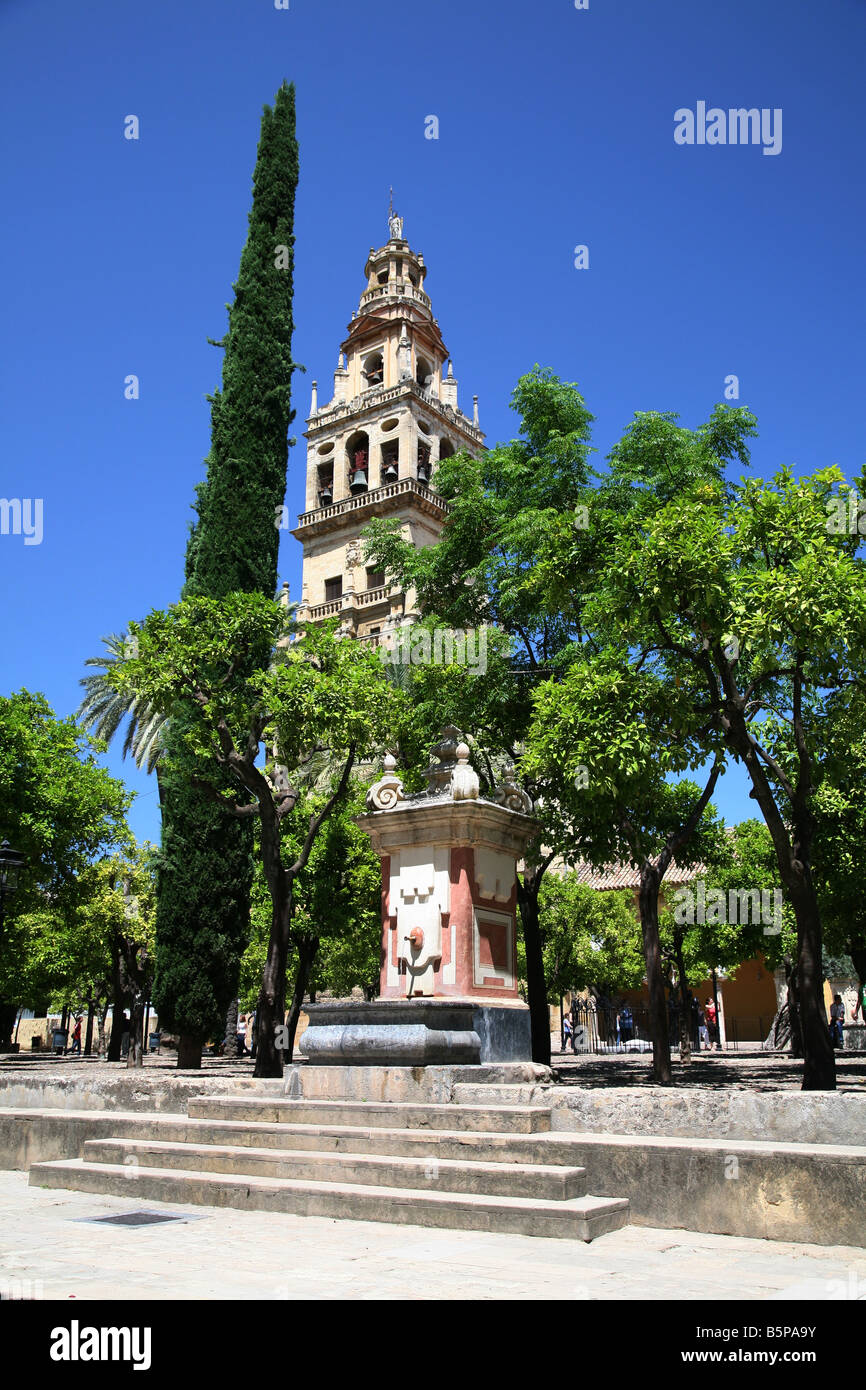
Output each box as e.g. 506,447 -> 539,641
109,594 -> 404,1054
520,874 -> 643,1001
664,819 -> 795,976
187,81 -> 299,598
237,792 -> 382,1009
151,82 -> 299,1046
0,689 -> 131,925
812,703 -> 866,965
77,634 -> 165,773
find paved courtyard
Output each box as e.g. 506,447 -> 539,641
1,1172 -> 863,1302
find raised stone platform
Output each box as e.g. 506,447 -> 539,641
298,999 -> 532,1066
22,1069 -> 629,1243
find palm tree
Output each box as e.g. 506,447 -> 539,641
77,634 -> 165,777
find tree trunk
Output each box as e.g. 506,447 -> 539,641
638,867 -> 672,1084
107,942 -> 125,1061
97,1003 -> 108,1059
106,1016 -> 123,1061
127,996 -> 145,1068
0,1003 -> 16,1048
723,717 -> 833,1089
782,954 -> 803,1057
516,863 -> 551,1067
673,931 -> 692,1064
254,880 -> 292,1079
284,937 -> 319,1062
792,885 -> 835,1090
177,1033 -> 203,1068
84,998 -> 95,1057
225,998 -> 239,1058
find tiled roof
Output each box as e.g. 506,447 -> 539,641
563,859 -> 704,891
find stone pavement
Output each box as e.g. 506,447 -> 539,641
1,1172 -> 863,1301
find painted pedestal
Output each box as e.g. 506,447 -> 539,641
299,736 -> 537,1065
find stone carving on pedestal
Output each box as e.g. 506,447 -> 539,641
345,539 -> 362,569
366,753 -> 405,811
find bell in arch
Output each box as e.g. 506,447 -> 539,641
349,448 -> 369,493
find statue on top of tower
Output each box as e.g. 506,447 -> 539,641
388,187 -> 403,241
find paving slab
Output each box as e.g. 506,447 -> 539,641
0,1171 -> 863,1301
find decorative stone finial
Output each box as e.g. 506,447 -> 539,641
494,763 -> 533,814
367,753 -> 405,811
451,742 -> 480,801
426,725 -> 462,795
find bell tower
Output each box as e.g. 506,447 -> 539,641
292,206 -> 484,644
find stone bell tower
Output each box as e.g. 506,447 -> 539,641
292,205 -> 485,644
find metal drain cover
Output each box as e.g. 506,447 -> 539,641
81,1210 -> 186,1226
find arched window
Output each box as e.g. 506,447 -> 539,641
416,357 -> 433,390
439,438 -> 455,461
363,352 -> 384,388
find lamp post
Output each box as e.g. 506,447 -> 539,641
0,840 -> 26,944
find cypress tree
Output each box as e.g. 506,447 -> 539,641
153,83 -> 299,1067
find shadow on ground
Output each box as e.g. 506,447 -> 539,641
551,1050 -> 866,1091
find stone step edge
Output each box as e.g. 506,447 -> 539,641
30,1158 -> 628,1218
5,1109 -> 862,1160
188,1098 -> 553,1118
82,1137 -> 587,1181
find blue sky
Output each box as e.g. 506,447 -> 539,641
1,0 -> 864,844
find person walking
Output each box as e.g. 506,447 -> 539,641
830,994 -> 845,1049
562,1014 -> 573,1053
704,996 -> 721,1051
69,1016 -> 82,1055
236,1013 -> 248,1057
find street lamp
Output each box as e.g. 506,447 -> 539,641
0,840 -> 26,941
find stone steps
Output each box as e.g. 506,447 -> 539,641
79,1137 -> 588,1200
1,1107 -> 595,1166
186,1096 -> 553,1133
25,1088 -> 630,1241
30,1157 -> 628,1240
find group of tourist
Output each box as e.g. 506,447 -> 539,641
560,993 -> 722,1053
